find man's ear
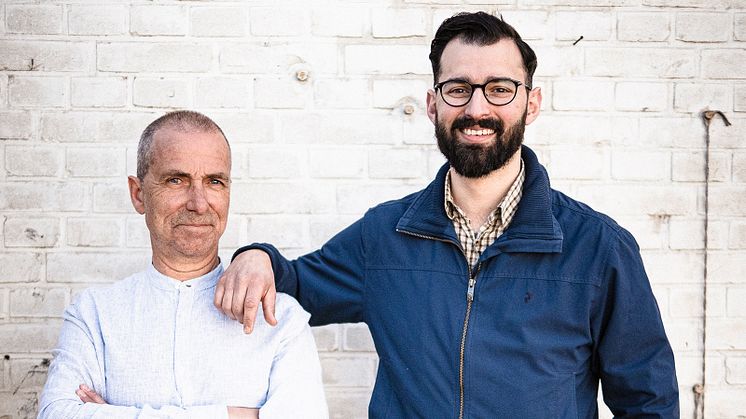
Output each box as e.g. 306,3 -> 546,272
524,87 -> 542,126
128,176 -> 146,215
426,89 -> 438,125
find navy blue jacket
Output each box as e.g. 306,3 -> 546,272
240,146 -> 679,418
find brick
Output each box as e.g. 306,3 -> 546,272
706,389 -> 746,418
639,117 -> 705,149
706,284 -> 728,318
616,217 -> 665,250
730,222 -> 746,249
280,112 -> 399,145
669,286 -> 704,318
642,0 -> 744,6
709,185 -> 746,217
371,8 -> 427,38
5,146 -> 62,177
707,251 -> 746,283
337,184 -> 424,215
126,217 -> 150,248
210,112 -> 275,144
403,113 -> 436,145
737,13 -> 746,41
372,79 -> 429,109
41,111 -> 157,144
500,11 -> 550,40
67,218 -> 122,247
220,42 -> 337,75
309,215 -> 358,248
66,147 -> 126,178
642,251 -> 703,285
555,11 -> 612,41
247,146 -> 303,179
10,288 -> 67,318
702,49 -> 746,79
727,287 -> 746,316
4,217 -> 59,248
343,323 -> 375,351
196,77 -> 251,109
579,184 -> 699,217
585,48 -> 697,78
130,5 -> 187,36
532,46 -> 583,78
674,83 -> 732,113
69,4 -> 127,35
0,74 -> 7,109
615,82 -> 668,112
0,323 -> 59,352
320,355 -> 377,387
254,78 -> 309,109
707,318 -> 746,349
0,41 -> 93,72
526,115 -> 612,146
217,216 -> 241,250
522,0 -> 637,4
314,78 -> 369,109
309,148 -> 366,178
676,13 -> 731,42
617,12 -> 671,42
668,219 -> 705,250
547,147 -> 607,180
133,77 -> 190,109
247,216 -> 306,249
190,6 -> 247,37
46,252 -> 149,283
611,150 -> 670,181
709,117 -> 746,149
672,152 -> 705,182
230,182 -> 335,214
0,111 -> 34,140
0,182 -> 88,211
664,318 -> 703,351
0,288 -> 6,320
71,77 -> 127,108
6,5 -> 62,35
553,80 -> 613,111
250,7 -> 307,36
368,149 -> 429,179
345,45 -> 431,75
93,182 -> 132,213
326,391 -> 371,419
736,85 -> 746,112
98,42 -> 213,73
726,356 -> 746,383
9,76 -> 66,108
311,7 -> 365,37
9,358 -> 49,393
311,324 -> 340,351
0,253 -> 43,283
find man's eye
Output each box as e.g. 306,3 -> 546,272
167,178 -> 181,184
209,179 -> 225,186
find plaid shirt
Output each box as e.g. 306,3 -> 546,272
444,160 -> 525,270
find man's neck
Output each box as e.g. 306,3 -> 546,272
151,252 -> 221,281
449,149 -> 522,226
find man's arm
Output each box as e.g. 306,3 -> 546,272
38,295 -> 245,419
593,228 -> 679,417
216,217 -> 367,331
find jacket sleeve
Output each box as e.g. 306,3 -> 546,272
234,217 -> 367,326
38,294 -> 229,419
259,297 -> 329,419
592,228 -> 680,418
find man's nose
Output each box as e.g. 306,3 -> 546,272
185,184 -> 209,213
463,87 -> 492,120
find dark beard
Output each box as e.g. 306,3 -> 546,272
435,111 -> 526,178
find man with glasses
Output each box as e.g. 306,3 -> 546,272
216,12 -> 679,418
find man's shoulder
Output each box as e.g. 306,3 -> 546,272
551,189 -> 623,234
72,270 -> 148,307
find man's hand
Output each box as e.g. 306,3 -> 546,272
215,249 -> 277,333
76,384 -> 106,404
227,406 -> 260,419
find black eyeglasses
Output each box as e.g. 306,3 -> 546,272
434,77 -> 531,107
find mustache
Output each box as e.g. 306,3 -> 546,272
172,213 -> 216,226
451,117 -> 504,133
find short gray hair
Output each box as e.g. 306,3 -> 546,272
137,110 -> 229,180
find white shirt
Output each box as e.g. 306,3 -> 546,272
38,264 -> 328,419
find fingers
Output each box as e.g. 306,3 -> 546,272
77,384 -> 105,404
261,285 -> 278,327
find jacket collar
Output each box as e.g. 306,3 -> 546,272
396,145 -> 563,254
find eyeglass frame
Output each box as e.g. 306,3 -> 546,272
433,77 -> 532,107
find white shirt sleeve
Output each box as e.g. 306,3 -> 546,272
37,292 -> 230,419
258,297 -> 329,419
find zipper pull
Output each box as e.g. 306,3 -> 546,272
467,277 -> 476,302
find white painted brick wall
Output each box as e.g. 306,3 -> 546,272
1,2 -> 744,418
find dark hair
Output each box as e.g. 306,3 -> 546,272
429,12 -> 537,88
137,110 -> 229,180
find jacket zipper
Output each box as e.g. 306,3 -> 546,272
396,228 -> 480,419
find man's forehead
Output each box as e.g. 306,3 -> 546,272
438,38 -> 525,81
